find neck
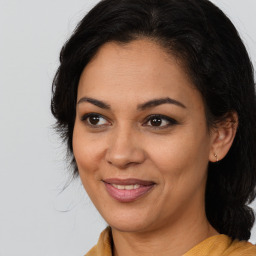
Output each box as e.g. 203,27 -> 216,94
111,209 -> 218,256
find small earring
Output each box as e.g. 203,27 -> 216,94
214,153 -> 218,162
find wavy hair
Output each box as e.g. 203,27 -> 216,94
51,0 -> 256,240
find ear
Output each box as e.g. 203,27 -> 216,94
209,112 -> 238,162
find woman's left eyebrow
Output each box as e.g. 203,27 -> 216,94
137,97 -> 186,110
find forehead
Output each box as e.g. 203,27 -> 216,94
77,39 -> 202,111
80,39 -> 185,84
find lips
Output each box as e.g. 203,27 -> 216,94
103,178 -> 155,202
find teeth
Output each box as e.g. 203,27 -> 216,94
112,184 -> 140,190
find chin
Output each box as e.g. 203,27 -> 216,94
109,221 -> 150,233
102,210 -> 156,233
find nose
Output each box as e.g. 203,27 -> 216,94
105,127 -> 146,169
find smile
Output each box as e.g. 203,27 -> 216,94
103,178 -> 155,202
111,184 -> 140,190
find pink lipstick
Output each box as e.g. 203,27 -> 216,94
103,178 -> 155,202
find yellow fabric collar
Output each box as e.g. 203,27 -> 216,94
184,234 -> 256,256
85,227 -> 112,256
85,227 -> 256,256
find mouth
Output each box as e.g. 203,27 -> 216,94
103,178 -> 155,202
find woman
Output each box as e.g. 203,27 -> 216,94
51,0 -> 256,255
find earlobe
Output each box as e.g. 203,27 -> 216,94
213,152 -> 218,162
209,112 -> 238,162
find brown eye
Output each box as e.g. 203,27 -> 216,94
81,113 -> 110,127
144,115 -> 178,128
88,115 -> 101,125
150,117 -> 163,126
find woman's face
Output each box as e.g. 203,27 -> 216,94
73,39 -> 215,233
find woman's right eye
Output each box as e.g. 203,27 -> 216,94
81,113 -> 110,127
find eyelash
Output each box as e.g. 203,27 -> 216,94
81,113 -> 111,128
80,113 -> 178,129
143,114 -> 178,129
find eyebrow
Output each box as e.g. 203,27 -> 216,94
77,96 -> 186,110
137,97 -> 186,110
77,97 -> 111,109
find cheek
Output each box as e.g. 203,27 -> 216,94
147,128 -> 211,180
72,123 -> 106,176
146,132 -> 210,213
72,124 -> 108,204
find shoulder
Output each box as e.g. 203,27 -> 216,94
184,234 -> 256,256
224,239 -> 256,256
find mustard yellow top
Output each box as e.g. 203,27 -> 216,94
85,227 -> 256,256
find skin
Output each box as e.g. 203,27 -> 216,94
73,39 -> 237,256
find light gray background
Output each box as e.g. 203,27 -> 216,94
0,0 -> 255,255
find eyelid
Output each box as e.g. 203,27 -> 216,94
81,112 -> 111,127
143,114 -> 178,128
